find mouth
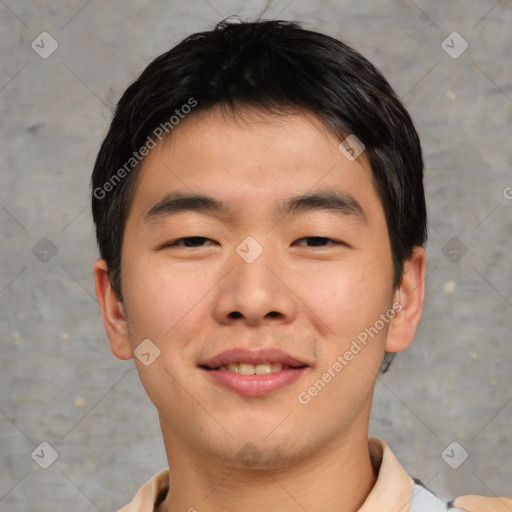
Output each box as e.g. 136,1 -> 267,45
201,362 -> 308,374
199,348 -> 311,397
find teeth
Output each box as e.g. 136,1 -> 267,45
255,363 -> 272,375
217,362 -> 285,374
239,363 -> 254,375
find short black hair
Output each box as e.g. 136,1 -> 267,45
91,18 -> 427,372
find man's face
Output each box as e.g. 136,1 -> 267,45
118,106 -> 397,468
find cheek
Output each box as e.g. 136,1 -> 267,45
295,256 -> 392,341
121,252 -> 207,342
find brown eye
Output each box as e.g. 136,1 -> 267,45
294,237 -> 340,247
166,237 -> 214,248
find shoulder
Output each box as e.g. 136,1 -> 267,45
450,493 -> 512,512
117,469 -> 169,512
411,478 -> 512,512
367,438 -> 511,512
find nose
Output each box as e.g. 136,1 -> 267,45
211,242 -> 298,327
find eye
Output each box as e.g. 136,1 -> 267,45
165,236 -> 215,248
294,237 -> 341,247
162,236 -> 344,249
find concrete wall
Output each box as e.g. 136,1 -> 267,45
1,1 -> 511,510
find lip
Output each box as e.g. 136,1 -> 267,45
199,348 -> 311,397
203,367 -> 309,397
200,348 -> 310,369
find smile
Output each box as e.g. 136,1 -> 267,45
206,362 -> 305,375
199,348 -> 311,397
200,364 -> 309,397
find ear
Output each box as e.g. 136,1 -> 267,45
385,247 -> 426,353
93,258 -> 133,360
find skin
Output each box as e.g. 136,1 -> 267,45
94,105 -> 426,512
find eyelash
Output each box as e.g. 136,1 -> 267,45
164,236 -> 344,248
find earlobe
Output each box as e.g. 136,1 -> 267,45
385,247 -> 427,353
93,258 -> 133,360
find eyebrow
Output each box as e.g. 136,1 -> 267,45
144,188 -> 368,225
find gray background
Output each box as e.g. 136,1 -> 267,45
1,1 -> 511,510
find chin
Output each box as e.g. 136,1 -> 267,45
228,443 -> 307,472
212,430 -> 318,472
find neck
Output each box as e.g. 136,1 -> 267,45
158,425 -> 377,512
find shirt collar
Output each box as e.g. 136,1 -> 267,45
118,437 -> 415,512
359,437 -> 415,511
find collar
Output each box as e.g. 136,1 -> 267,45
118,437 -> 415,512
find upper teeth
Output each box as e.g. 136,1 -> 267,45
219,362 -> 284,375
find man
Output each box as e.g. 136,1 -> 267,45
91,18 -> 511,512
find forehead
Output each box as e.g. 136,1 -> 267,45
126,106 -> 384,229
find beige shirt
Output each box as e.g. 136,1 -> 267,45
118,438 -> 512,512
